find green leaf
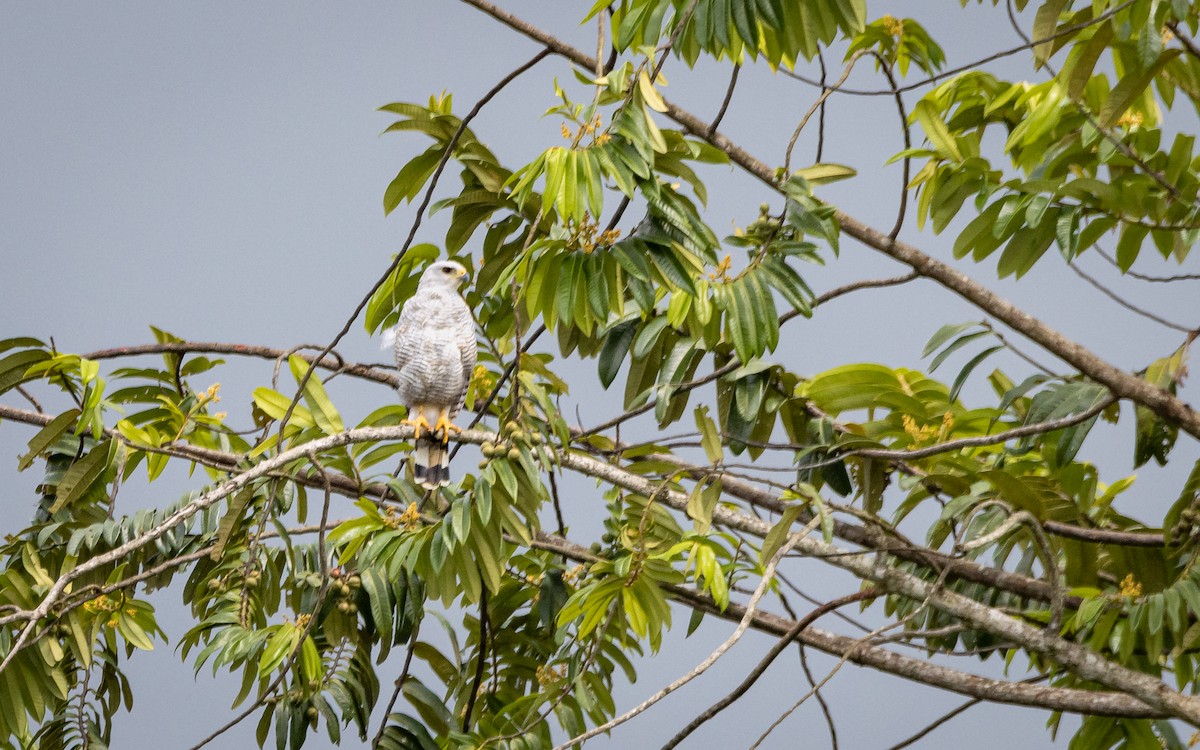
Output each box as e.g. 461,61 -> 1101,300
210,488 -> 254,562
18,408 -> 80,471
1032,0 -> 1070,66
0,349 -> 51,394
761,504 -> 803,563
997,221 -> 1056,279
289,355 -> 345,434
384,148 -> 443,216
1064,21 -> 1114,100
259,625 -> 297,676
1116,223 -> 1150,272
913,100 -> 962,162
686,477 -> 721,533
252,387 -> 316,429
791,162 -> 857,185
949,346 -> 1004,402
929,330 -> 991,372
694,405 -> 723,464
51,439 -> 113,513
1098,50 -> 1181,129
923,322 -> 980,358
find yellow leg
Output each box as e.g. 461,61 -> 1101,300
433,411 -> 462,444
401,413 -> 432,439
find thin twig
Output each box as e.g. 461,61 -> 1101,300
884,697 -> 982,750
550,522 -> 817,750
784,52 -> 865,173
1067,261 -> 1196,333
707,64 -> 740,139
660,589 -> 876,749
462,587 -> 490,731
14,385 -> 43,413
1094,247 -> 1200,282
371,621 -> 423,748
870,51 -> 911,241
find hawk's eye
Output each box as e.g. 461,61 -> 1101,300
442,267 -> 454,274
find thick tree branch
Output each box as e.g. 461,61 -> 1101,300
0,407 -> 1172,720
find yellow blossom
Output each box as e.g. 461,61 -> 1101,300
399,502 -> 421,529
1115,111 -> 1144,129
881,15 -> 904,36
902,415 -> 938,444
709,254 -> 733,281
938,411 -> 955,441
1119,573 -> 1143,598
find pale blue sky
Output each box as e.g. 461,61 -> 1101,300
2,2 -> 1197,748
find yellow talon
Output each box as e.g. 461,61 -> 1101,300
433,415 -> 461,443
401,414 -> 432,439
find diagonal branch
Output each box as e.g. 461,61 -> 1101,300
455,0 -> 1200,441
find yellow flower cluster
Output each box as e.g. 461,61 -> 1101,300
398,502 -> 422,529
880,15 -> 904,37
469,364 -> 496,397
83,595 -> 133,628
709,254 -> 733,281
563,564 -> 584,584
535,663 -> 566,687
1118,572 -> 1143,598
382,503 -> 422,529
1115,111 -> 1144,129
902,414 -> 939,444
938,411 -> 955,441
560,115 -> 606,144
569,214 -> 622,253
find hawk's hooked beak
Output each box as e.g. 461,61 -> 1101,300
455,267 -> 468,278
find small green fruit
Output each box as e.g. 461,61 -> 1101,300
507,447 -> 522,461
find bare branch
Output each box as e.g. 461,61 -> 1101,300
660,589 -> 876,749
551,522 -> 816,750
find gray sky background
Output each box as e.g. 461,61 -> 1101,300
2,2 -> 1198,748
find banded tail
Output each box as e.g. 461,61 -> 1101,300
414,435 -> 450,489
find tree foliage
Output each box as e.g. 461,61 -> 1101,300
2,1 -> 1200,748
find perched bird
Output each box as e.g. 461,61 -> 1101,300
386,260 -> 476,488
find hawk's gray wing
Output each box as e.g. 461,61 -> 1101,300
449,298 -> 477,420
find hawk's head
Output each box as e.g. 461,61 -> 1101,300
419,260 -> 469,290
